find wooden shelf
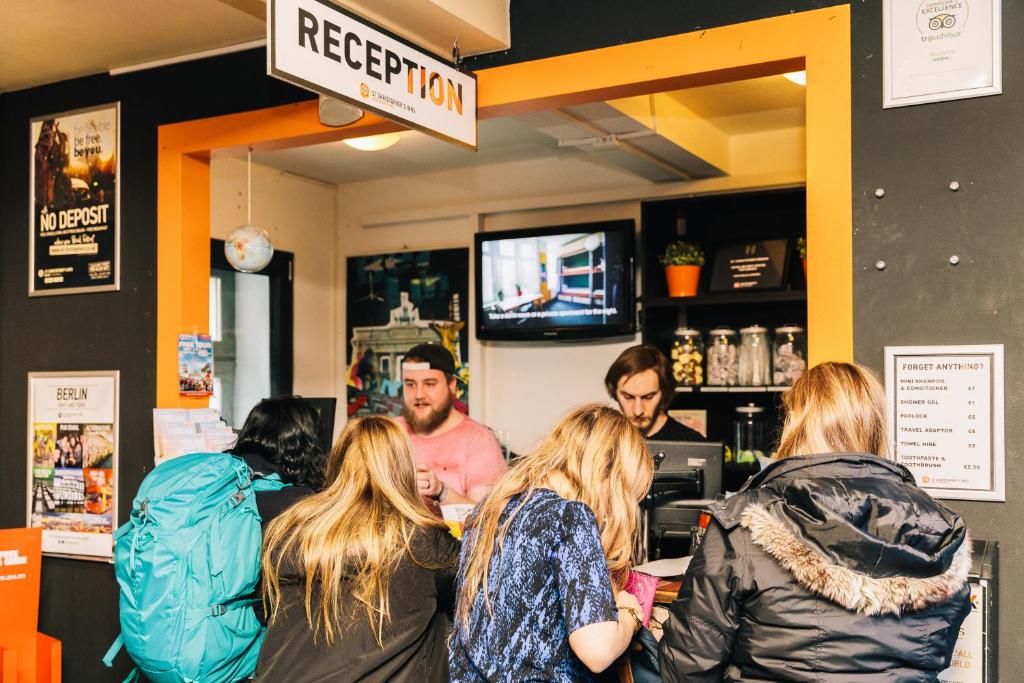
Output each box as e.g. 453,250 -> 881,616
644,290 -> 806,308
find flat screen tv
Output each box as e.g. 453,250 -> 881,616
475,221 -> 636,341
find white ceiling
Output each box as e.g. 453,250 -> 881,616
252,117 -> 569,184
1,0 -> 509,94
252,75 -> 807,187
0,0 -> 266,92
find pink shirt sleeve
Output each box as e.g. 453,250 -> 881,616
459,428 -> 508,495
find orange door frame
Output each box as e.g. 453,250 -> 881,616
156,6 -> 852,408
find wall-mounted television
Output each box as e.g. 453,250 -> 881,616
475,221 -> 636,341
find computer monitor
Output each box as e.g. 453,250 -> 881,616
300,397 -> 338,455
645,440 -> 724,560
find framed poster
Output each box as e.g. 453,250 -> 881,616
884,345 -> 1004,501
883,0 -> 1002,108
346,248 -> 469,418
27,371 -> 119,560
29,103 -> 120,296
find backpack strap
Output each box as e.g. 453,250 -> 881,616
102,633 -> 123,667
102,634 -> 140,682
186,597 -> 261,619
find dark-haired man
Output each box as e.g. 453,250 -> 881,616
605,344 -> 705,442
399,343 -> 507,506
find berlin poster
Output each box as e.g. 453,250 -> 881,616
30,103 -> 120,295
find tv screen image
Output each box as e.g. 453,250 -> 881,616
475,221 -> 635,340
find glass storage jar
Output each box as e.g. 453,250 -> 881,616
706,328 -> 738,386
671,328 -> 704,386
773,325 -> 807,386
733,403 -> 769,464
738,325 -> 771,386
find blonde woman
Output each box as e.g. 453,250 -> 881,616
660,362 -> 973,682
449,404 -> 654,681
255,416 -> 458,682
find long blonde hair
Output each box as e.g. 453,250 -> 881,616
776,361 -> 888,459
456,404 -> 653,628
262,416 -> 447,645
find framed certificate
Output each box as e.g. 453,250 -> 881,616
883,0 -> 1001,108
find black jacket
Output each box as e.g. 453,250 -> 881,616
660,453 -> 972,683
254,526 -> 458,683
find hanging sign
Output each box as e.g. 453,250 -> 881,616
883,0 -> 1002,108
27,371 -> 119,560
29,103 -> 120,296
884,345 -> 1004,501
268,0 -> 477,149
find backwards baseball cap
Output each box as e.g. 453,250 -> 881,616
403,343 -> 456,375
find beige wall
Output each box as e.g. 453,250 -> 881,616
333,155 -> 649,454
210,157 -> 339,408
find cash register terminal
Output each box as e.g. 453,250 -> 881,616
644,440 -> 724,561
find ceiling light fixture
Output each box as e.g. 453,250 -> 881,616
342,132 -> 402,151
784,71 -> 807,86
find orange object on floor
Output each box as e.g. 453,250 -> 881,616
0,529 -> 61,682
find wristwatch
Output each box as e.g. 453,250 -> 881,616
431,481 -> 447,504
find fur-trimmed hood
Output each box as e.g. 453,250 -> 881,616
721,453 -> 972,616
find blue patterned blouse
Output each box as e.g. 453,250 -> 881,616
449,489 -> 618,682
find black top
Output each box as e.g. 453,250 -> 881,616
646,415 -> 705,442
238,451 -> 314,529
255,526 -> 459,683
660,453 -> 972,682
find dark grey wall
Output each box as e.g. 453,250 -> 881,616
851,1 -> 1022,675
0,52 -> 308,681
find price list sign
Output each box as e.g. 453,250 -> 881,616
885,345 -> 1004,502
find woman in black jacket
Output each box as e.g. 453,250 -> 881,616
660,361 -> 972,682
255,415 -> 458,682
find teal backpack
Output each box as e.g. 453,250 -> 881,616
104,452 -> 287,682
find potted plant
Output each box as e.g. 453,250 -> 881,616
796,237 -> 807,279
659,241 -> 705,297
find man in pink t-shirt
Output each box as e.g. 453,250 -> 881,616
399,343 -> 507,507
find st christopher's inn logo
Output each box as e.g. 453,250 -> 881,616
917,1 -> 968,42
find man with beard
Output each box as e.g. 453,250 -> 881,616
399,343 -> 507,507
605,344 -> 705,442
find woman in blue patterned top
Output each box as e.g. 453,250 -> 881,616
450,404 -> 654,681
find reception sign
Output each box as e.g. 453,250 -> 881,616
29,103 -> 120,295
27,372 -> 119,560
884,0 -> 1002,108
268,0 -> 477,149
884,345 -> 1004,501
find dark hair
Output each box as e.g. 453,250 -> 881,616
231,396 -> 326,490
604,344 -> 674,412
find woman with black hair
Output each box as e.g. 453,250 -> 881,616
230,396 -> 327,527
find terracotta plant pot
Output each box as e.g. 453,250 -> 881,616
802,258 -> 807,280
665,265 -> 701,297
